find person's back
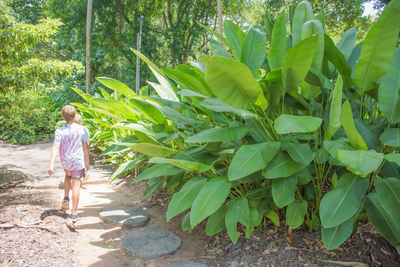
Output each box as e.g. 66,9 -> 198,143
48,105 -> 90,221
56,123 -> 88,172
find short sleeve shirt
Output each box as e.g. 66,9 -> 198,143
54,123 -> 90,170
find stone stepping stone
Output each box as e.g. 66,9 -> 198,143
165,262 -> 208,267
99,206 -> 149,227
122,227 -> 181,259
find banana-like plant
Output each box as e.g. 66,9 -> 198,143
74,0 -> 400,250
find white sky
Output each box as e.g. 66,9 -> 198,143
362,1 -> 379,17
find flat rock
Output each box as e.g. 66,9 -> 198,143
122,227 -> 181,259
99,206 -> 149,227
165,262 -> 208,267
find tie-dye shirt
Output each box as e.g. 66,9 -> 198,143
54,123 -> 90,171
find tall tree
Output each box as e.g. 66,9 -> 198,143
85,0 -> 92,94
217,0 -> 223,35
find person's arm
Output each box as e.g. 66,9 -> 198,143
83,142 -> 90,172
48,144 -> 60,176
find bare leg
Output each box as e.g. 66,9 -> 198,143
64,175 -> 71,199
71,179 -> 81,214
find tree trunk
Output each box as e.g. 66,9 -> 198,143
217,0 -> 223,35
85,0 -> 93,94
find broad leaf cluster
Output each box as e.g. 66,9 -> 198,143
74,0 -> 400,250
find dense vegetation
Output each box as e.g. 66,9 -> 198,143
0,0 -> 84,143
0,0 -> 377,143
70,0 -> 400,251
1,0 -> 399,253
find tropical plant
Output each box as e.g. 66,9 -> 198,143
74,0 -> 400,250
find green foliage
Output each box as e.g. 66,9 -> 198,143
0,1 -> 84,144
74,0 -> 400,251
0,90 -> 59,144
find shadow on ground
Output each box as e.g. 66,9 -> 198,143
0,164 -> 32,183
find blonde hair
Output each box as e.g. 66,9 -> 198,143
61,105 -> 76,123
74,114 -> 82,124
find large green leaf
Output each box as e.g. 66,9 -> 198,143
353,0 -> 400,95
225,198 -> 250,243
181,212 -> 191,231
262,151 -> 308,179
71,87 -> 93,103
129,98 -> 165,124
336,28 -> 357,60
348,41 -> 362,69
186,126 -> 250,143
266,210 -> 280,226
228,142 -> 280,181
241,25 -> 266,77
246,186 -> 272,200
320,173 -> 368,228
340,100 -> 368,150
175,65 -> 212,93
325,75 -> 343,140
122,143 -> 176,157
297,167 -> 312,185
190,177 -> 231,228
158,106 -> 200,125
163,68 -> 212,97
149,157 -> 212,173
274,114 -> 322,134
324,35 -> 352,88
91,98 -> 139,120
379,128 -> 400,147
272,176 -> 298,208
282,142 -> 314,165
268,12 -> 287,71
177,89 -> 207,99
375,177 -> 400,231
354,120 -> 377,150
264,10 -> 274,44
378,48 -> 400,124
206,204 -> 228,236
365,192 -> 400,246
301,20 -> 324,70
337,149 -> 384,177
224,20 -> 246,60
304,67 -> 334,91
113,123 -> 168,141
96,77 -> 136,98
131,48 -> 179,102
83,106 -> 121,120
110,159 -> 141,182
291,0 -> 313,46
203,56 -> 266,110
143,176 -> 165,196
282,36 -> 318,93
321,219 -> 354,250
134,164 -> 182,183
384,153 -> 400,166
198,23 -> 237,61
200,98 -> 257,119
166,177 -> 207,221
286,200 -> 308,229
210,39 -> 232,58
324,138 -> 353,165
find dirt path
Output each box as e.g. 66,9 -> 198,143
0,142 -> 209,267
2,142 -> 400,267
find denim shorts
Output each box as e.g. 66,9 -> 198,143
64,169 -> 84,179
